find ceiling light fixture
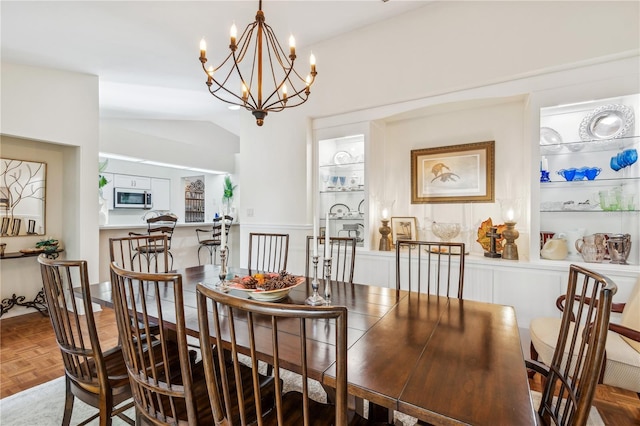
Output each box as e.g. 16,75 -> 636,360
199,0 -> 317,126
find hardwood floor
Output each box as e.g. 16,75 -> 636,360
2,311 -> 639,425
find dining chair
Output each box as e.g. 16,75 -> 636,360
129,213 -> 178,269
38,255 -> 134,426
110,262 -> 277,425
526,264 -> 617,426
195,214 -> 233,266
395,240 -> 466,298
305,236 -> 357,284
530,272 -> 639,395
247,232 -> 289,275
109,234 -> 170,273
110,262 -> 212,425
196,282 -> 369,426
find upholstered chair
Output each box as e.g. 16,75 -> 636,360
530,274 -> 640,394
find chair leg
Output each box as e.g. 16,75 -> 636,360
197,245 -> 204,266
527,342 -> 540,379
62,376 -> 75,426
99,390 -> 114,426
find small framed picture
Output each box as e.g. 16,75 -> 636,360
390,216 -> 417,245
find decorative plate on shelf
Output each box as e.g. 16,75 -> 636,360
333,151 -> 352,165
358,199 -> 364,215
539,127 -> 563,153
329,203 -> 350,217
579,104 -> 635,141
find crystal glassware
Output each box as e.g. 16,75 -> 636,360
431,222 -> 461,242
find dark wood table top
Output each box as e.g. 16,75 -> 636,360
89,264 -> 535,425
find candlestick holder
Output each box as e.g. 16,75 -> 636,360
218,247 -> 228,287
379,219 -> 392,251
540,170 -> 550,182
305,255 -> 326,305
323,257 -> 332,302
501,221 -> 519,260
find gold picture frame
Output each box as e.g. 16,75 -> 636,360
390,216 -> 417,245
411,140 -> 495,203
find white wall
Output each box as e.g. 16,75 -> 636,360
0,63 -> 99,316
381,97 -> 529,257
238,1 -> 639,255
0,64 -> 99,264
100,118 -> 239,173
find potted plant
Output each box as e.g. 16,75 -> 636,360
222,175 -> 237,215
98,160 -> 109,225
98,160 -> 109,197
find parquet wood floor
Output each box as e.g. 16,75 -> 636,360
1,311 -> 639,425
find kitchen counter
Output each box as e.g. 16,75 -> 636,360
98,222 -> 240,281
99,222 -> 239,231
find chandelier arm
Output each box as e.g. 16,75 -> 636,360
233,22 -> 257,64
258,33 -> 291,109
236,30 -> 260,109
264,86 -> 309,109
211,64 -> 260,110
208,69 -> 248,106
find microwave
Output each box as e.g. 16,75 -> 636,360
114,187 -> 152,209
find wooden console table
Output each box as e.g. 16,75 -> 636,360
0,250 -> 62,317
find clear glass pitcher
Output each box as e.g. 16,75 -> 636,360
575,233 -> 607,263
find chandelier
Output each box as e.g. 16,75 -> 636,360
199,0 -> 318,126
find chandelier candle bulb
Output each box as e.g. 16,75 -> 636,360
289,35 -> 295,57
199,38 -> 207,60
310,53 -> 316,73
230,22 -> 237,46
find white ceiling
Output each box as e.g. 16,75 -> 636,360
1,1 -> 428,136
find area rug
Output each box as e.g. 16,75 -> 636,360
1,374 -> 604,426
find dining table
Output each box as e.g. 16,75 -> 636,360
88,264 -> 535,426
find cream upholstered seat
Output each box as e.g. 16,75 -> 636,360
530,274 -> 640,394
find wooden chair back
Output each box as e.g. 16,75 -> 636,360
305,236 -> 357,284
196,282 -> 357,425
247,232 -> 289,275
395,240 -> 466,298
527,264 -> 617,426
109,234 -> 170,273
195,215 -> 233,265
145,214 -> 178,249
38,255 -> 133,425
109,262 -> 212,425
